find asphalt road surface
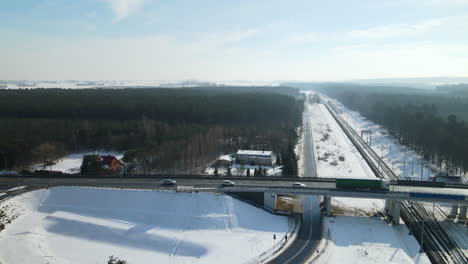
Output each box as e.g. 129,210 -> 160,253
269,101 -> 322,264
268,196 -> 322,264
303,104 -> 318,178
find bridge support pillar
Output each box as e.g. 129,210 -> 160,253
392,200 -> 401,225
385,200 -> 393,214
264,192 -> 277,213
385,200 -> 401,225
449,204 -> 459,218
459,206 -> 467,221
324,196 -> 332,217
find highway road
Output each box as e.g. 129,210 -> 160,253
0,177 -> 335,190
269,98 -> 322,264
0,176 -> 466,204
303,104 -> 318,178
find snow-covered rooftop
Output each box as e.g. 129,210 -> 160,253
236,150 -> 272,156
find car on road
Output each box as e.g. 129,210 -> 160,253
220,180 -> 235,187
292,182 -> 306,188
161,179 -> 176,186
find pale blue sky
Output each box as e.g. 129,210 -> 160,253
1,0 -> 468,81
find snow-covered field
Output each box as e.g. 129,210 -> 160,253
312,216 -> 431,264
1,80 -> 280,89
30,151 -> 123,173
305,92 -> 430,263
0,187 -> 289,264
308,102 -> 375,179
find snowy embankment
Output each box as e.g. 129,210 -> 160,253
324,95 -> 438,181
321,94 -> 468,258
30,151 -> 123,173
306,92 -> 430,263
308,100 -> 380,211
0,187 -> 289,264
313,217 -> 430,264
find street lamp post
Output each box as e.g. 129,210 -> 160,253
408,201 -> 413,235
419,219 -> 425,253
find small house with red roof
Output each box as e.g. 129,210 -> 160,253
100,155 -> 124,173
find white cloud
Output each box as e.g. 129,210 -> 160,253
349,19 -> 442,39
323,42 -> 468,80
105,0 -> 145,21
208,29 -> 258,44
288,32 -> 319,44
189,29 -> 258,49
349,15 -> 468,40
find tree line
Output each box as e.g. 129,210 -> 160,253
0,87 -> 303,175
318,84 -> 468,174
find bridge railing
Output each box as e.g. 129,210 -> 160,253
0,173 -> 338,182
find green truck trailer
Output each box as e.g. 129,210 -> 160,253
336,178 -> 388,190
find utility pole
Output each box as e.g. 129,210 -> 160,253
420,163 -> 424,181
411,159 -> 414,176
403,153 -> 406,178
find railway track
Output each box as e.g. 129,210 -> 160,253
323,98 -> 467,264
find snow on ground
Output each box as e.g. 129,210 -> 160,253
30,151 -> 123,173
295,122 -> 305,177
295,93 -> 307,177
312,216 -> 431,264
321,94 -> 468,257
1,80 -> 280,89
323,95 -> 438,181
307,97 -> 380,210
204,162 -> 283,176
0,171 -> 18,175
0,187 -> 289,264
305,92 -> 430,263
308,102 -> 375,179
6,186 -> 27,192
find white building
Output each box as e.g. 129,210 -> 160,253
235,150 -> 276,166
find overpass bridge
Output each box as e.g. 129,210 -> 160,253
1,175 -> 467,209
1,175 -> 467,264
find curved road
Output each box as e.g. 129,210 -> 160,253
268,196 -> 322,264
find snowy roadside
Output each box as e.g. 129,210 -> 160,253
310,216 -> 431,264
253,216 -> 300,263
320,93 -> 468,257
322,94 -> 439,181
303,91 -> 430,263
